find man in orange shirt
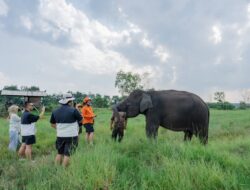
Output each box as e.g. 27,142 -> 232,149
82,97 -> 96,145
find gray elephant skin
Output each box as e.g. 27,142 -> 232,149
113,90 -> 210,144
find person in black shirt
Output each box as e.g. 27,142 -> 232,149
18,102 -> 45,160
50,93 -> 82,167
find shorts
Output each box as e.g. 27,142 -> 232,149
84,123 -> 94,133
56,136 -> 78,156
22,135 -> 36,145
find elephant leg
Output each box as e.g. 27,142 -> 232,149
112,128 -> 118,141
145,113 -> 160,139
184,131 -> 193,141
118,129 -> 124,142
146,123 -> 159,138
198,127 -> 208,145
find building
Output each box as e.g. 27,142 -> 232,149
1,90 -> 47,108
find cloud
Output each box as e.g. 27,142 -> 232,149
210,25 -> 222,44
0,0 -> 8,16
140,34 -> 153,48
20,16 -> 33,30
34,0 -> 162,77
1,0 -> 250,101
154,45 -> 170,63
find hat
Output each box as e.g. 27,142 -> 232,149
83,96 -> 91,103
59,93 -> 75,104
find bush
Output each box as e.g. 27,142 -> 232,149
239,101 -> 248,110
207,102 -> 235,110
0,104 -> 7,117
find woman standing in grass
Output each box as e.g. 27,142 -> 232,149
8,105 -> 21,151
82,97 -> 96,145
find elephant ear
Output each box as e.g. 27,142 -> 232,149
140,93 -> 153,113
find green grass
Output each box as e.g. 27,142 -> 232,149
0,109 -> 250,190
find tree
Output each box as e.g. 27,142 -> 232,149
111,96 -> 120,105
239,101 -> 247,110
72,91 -> 87,104
92,94 -> 110,108
115,70 -> 143,96
214,92 -> 225,103
20,86 -> 40,91
3,85 -> 19,91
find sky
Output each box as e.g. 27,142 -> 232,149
0,0 -> 249,102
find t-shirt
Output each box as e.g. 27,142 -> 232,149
21,111 -> 40,136
9,113 -> 21,132
81,105 -> 95,124
50,105 -> 83,137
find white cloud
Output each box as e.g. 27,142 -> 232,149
154,45 -> 170,63
34,0 -> 168,79
210,25 -> 222,44
247,3 -> 250,19
0,0 -> 8,16
117,5 -> 171,63
20,16 -> 33,30
140,34 -> 153,48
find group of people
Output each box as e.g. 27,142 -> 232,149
7,93 -> 127,167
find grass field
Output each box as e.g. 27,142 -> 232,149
0,109 -> 250,190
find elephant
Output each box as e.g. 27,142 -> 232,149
110,112 -> 127,142
112,89 -> 210,144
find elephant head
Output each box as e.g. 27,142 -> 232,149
112,90 -> 153,120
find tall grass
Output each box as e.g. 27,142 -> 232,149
0,109 -> 250,190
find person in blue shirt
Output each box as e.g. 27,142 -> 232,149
50,93 -> 82,167
18,102 -> 45,160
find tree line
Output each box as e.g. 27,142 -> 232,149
208,91 -> 250,110
0,85 -> 123,112
0,71 -> 249,115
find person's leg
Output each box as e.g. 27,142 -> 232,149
85,133 -> 89,143
55,154 -> 63,165
25,145 -> 32,160
55,137 -> 65,165
8,131 -> 18,151
62,156 -> 70,167
89,132 -> 94,145
62,139 -> 76,167
18,143 -> 26,157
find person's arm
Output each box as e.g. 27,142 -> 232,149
74,109 -> 83,124
39,106 -> 46,119
83,107 -> 96,119
28,114 -> 40,123
12,114 -> 21,122
50,113 -> 57,129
